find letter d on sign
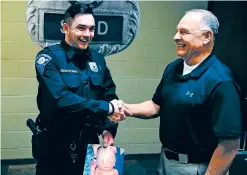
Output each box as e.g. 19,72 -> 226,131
60,19 -> 64,34
98,21 -> 108,35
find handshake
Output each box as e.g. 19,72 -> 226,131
108,99 -> 132,123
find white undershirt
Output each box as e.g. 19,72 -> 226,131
182,61 -> 200,76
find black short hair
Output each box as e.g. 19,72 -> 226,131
64,3 -> 94,25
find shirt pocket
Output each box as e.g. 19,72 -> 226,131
89,74 -> 104,86
88,64 -> 104,86
62,74 -> 81,93
88,72 -> 105,99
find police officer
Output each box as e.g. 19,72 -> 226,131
34,3 -> 128,175
118,9 -> 242,175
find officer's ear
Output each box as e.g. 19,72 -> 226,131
62,23 -> 69,34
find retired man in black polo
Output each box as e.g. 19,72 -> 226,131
119,9 -> 242,175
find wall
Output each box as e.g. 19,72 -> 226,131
1,0 -> 208,159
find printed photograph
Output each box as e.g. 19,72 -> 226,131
83,144 -> 125,175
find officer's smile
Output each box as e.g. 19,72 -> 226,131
78,38 -> 91,44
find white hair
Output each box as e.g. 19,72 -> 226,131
185,9 -> 219,39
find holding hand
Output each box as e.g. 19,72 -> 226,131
108,100 -> 132,123
102,130 -> 114,147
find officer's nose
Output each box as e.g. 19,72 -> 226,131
83,29 -> 90,38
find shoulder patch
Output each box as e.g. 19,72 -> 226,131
35,54 -> 52,75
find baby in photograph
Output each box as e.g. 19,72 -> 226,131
90,145 -> 118,175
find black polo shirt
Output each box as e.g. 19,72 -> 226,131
152,54 -> 242,156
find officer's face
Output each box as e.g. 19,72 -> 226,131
63,14 -> 95,50
173,13 -> 206,63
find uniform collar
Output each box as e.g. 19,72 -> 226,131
177,53 -> 217,80
61,40 -> 92,61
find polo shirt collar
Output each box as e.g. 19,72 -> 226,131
190,53 -> 216,78
177,53 -> 217,80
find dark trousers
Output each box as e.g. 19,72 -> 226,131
35,142 -> 88,175
34,130 -> 99,175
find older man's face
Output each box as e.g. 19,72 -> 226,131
173,13 -> 206,62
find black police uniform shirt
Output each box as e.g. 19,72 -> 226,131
35,40 -> 118,138
152,53 -> 242,157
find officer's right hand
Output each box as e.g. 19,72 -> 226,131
109,100 -> 132,122
109,99 -> 125,122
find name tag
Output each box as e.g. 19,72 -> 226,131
60,69 -> 78,73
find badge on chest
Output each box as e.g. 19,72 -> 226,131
89,62 -> 99,73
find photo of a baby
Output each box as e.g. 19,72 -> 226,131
83,144 -> 125,175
